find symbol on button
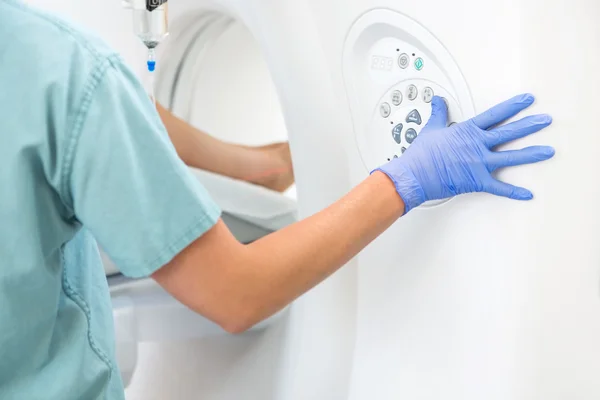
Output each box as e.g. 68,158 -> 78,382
406,109 -> 422,125
391,90 -> 403,106
393,155 -> 398,159
380,102 -> 391,118
422,87 -> 434,103
392,124 -> 403,144
414,57 -> 424,71
405,128 -> 417,144
401,147 -> 407,154
398,53 -> 409,69
407,85 -> 418,101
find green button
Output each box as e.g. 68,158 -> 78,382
414,57 -> 424,71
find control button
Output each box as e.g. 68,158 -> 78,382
407,85 -> 418,101
391,90 -> 403,106
405,128 -> 417,144
392,124 -> 403,144
406,109 -> 422,125
380,102 -> 391,118
401,147 -> 407,154
398,53 -> 410,69
414,57 -> 424,71
422,87 -> 434,103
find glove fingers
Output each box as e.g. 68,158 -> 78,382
485,179 -> 533,200
424,96 -> 448,130
485,114 -> 553,148
472,93 -> 535,130
487,146 -> 555,171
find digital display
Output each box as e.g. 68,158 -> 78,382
371,55 -> 394,71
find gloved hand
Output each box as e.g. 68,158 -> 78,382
373,94 -> 555,214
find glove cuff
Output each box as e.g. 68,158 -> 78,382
371,166 -> 425,214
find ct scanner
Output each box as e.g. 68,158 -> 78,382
25,0 -> 600,399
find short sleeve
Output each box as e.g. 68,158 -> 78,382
64,56 -> 221,278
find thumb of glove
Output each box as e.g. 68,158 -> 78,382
424,96 -> 449,130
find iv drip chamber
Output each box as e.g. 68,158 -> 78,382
123,0 -> 169,48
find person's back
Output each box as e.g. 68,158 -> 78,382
0,1 -> 224,398
0,1 -> 127,398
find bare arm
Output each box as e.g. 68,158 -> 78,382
152,171 -> 403,333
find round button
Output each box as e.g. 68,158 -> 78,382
422,87 -> 434,103
414,57 -> 424,71
391,90 -> 403,106
380,102 -> 391,118
398,53 -> 409,69
405,128 -> 418,144
406,85 -> 418,101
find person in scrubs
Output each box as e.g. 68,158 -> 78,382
0,1 -> 555,399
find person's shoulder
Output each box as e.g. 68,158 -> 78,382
0,0 -> 118,67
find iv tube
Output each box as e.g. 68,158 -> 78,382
146,48 -> 157,106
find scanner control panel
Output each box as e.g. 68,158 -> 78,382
342,9 -> 474,209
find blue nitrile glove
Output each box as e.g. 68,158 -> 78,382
373,94 -> 555,214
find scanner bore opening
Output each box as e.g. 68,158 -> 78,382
155,11 -> 291,154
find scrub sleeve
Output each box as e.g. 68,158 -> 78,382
64,55 -> 221,278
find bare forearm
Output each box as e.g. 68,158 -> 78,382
243,171 -> 403,314
219,172 -> 403,331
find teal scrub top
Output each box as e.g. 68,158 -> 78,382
0,1 -> 222,398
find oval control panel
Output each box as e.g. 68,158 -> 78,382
342,9 -> 475,210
